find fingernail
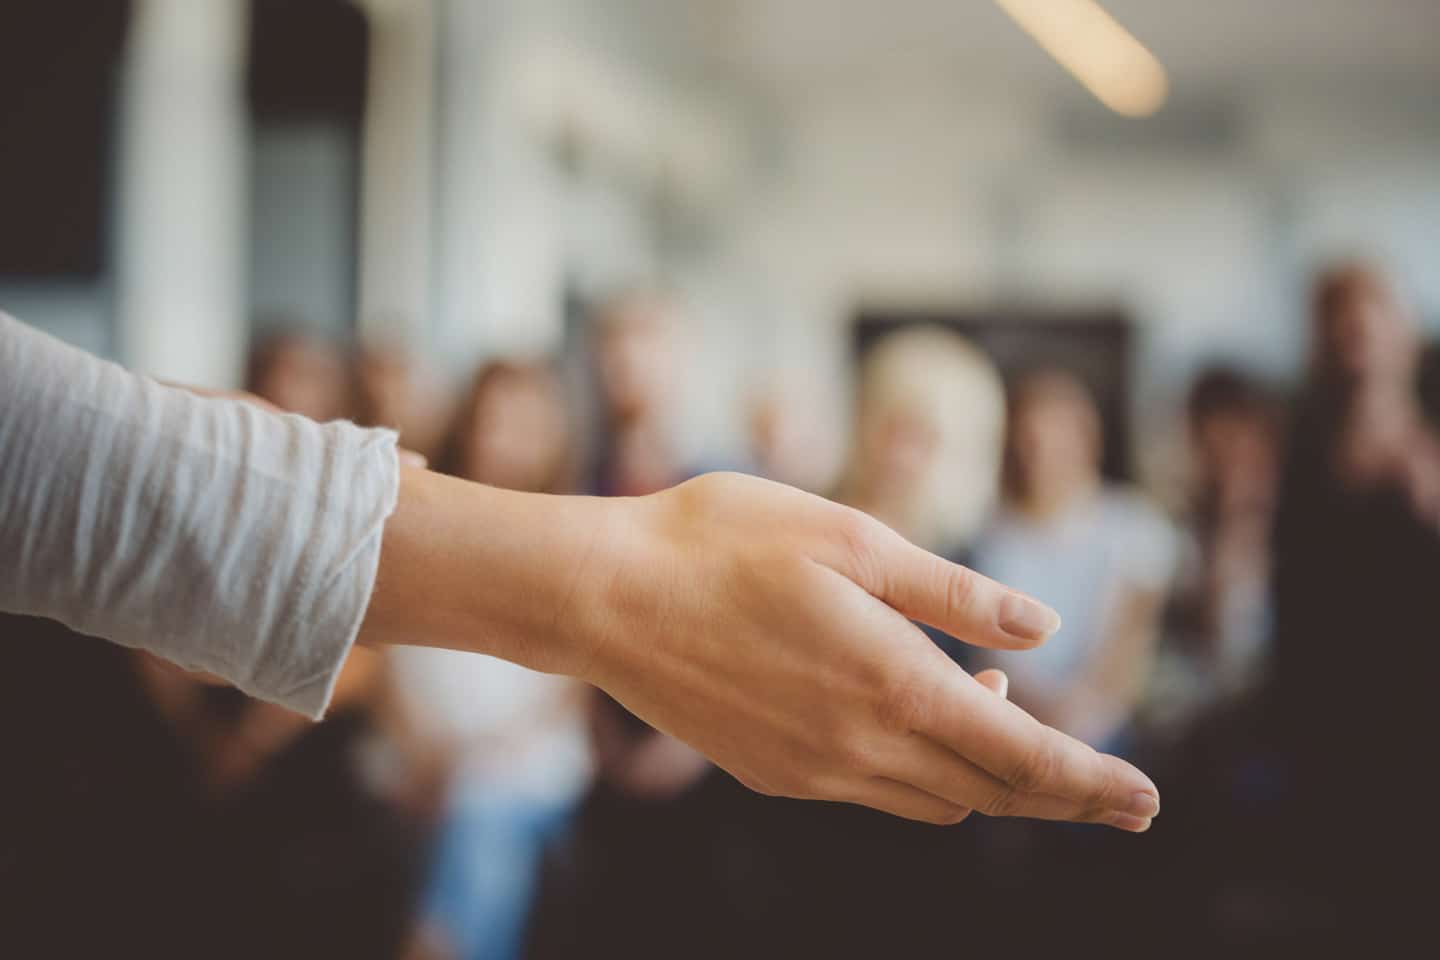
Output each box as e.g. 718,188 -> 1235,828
1106,812 -> 1152,833
998,594 -> 1061,643
988,671 -> 1008,700
1126,792 -> 1160,818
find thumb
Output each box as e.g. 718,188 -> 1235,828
973,668 -> 1009,700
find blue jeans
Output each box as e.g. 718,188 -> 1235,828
420,785 -> 578,960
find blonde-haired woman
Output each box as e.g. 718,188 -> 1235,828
836,326 -> 1007,555
833,326 -> 1008,675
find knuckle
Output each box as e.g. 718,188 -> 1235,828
829,727 -> 882,774
1084,751 -> 1119,809
875,675 -> 930,734
834,508 -> 883,581
1008,739 -> 1060,795
942,564 -> 979,621
674,471 -> 744,517
980,783 -> 1022,818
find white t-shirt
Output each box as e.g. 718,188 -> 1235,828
388,647 -> 592,802
0,312 -> 398,718
971,488 -> 1177,703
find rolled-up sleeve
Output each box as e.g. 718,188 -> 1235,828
0,312 -> 400,718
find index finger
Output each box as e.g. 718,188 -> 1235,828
850,520 -> 1062,651
920,668 -> 1160,819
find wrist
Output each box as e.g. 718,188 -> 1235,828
364,467 -> 639,680
473,484 -> 641,681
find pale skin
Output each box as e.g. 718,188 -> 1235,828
360,467 -> 1160,830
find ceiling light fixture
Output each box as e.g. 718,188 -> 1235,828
994,0 -> 1169,117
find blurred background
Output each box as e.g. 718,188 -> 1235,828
3,0 -> 1439,956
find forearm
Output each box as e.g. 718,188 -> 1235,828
0,313 -> 399,718
0,313 -> 609,716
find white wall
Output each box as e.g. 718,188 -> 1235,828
728,69 -> 1440,466
115,0 -> 249,386
425,0 -> 757,461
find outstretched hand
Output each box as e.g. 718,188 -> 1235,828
367,470 -> 1159,830
571,473 -> 1159,828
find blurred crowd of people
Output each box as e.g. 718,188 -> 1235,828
4,260 -> 1436,956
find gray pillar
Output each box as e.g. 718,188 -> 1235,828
356,0 -> 436,349
115,0 -> 249,387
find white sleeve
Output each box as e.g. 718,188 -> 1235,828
0,312 -> 399,719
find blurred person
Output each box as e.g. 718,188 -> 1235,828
1417,338 -> 1440,429
246,328 -> 354,423
356,340 -> 450,461
392,361 -> 592,960
834,327 -> 1006,671
1126,268 -> 1440,949
835,327 -> 1007,554
1269,263 -> 1440,894
746,377 -> 840,493
1143,262 -> 1440,947
1275,261 -> 1440,714
584,290 -> 711,798
973,369 -> 1177,750
525,292 -> 715,957
434,361 -> 575,493
589,290 -> 694,497
1148,368 -> 1281,734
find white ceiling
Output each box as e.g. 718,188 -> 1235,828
715,0 -> 1440,83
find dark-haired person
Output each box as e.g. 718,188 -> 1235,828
246,328 -> 354,424
973,369 -> 1177,753
395,360 -> 592,960
1149,368 -> 1281,735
